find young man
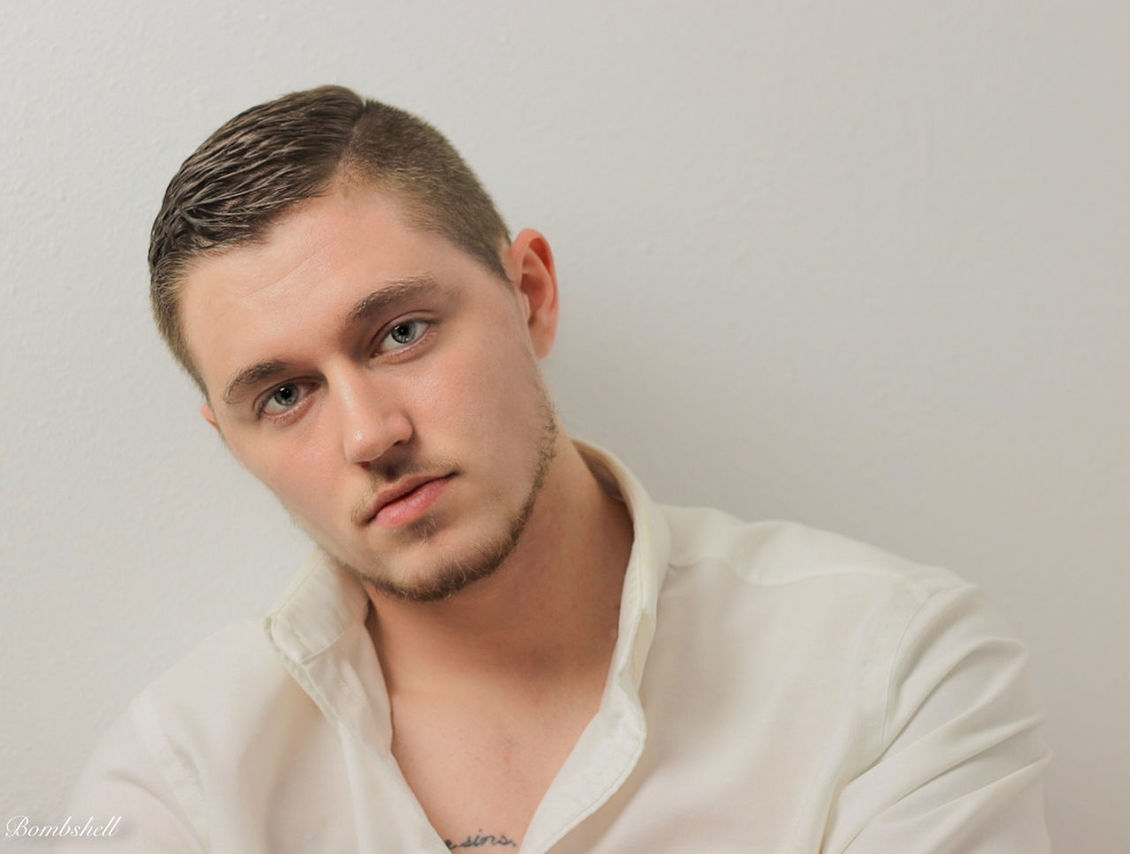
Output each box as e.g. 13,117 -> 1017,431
65,86 -> 1050,852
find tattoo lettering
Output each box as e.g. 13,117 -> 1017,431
444,829 -> 518,849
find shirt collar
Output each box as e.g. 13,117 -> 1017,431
573,439 -> 670,691
265,548 -> 369,666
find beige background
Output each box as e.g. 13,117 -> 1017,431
2,2 -> 1127,850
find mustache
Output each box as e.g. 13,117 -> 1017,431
349,459 -> 460,526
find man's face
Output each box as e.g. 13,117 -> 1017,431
179,185 -> 560,600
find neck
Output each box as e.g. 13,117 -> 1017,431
363,439 -> 634,701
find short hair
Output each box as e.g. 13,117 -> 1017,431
148,85 -> 510,390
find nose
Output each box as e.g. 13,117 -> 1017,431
335,370 -> 413,465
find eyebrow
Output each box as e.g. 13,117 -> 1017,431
221,275 -> 451,406
222,359 -> 292,406
347,275 -> 449,324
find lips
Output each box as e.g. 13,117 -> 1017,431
362,474 -> 454,528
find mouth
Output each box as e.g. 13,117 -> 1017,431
364,474 -> 455,528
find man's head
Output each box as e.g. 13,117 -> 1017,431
153,87 -> 565,601
150,85 -> 510,391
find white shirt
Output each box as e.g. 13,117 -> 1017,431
62,443 -> 1051,853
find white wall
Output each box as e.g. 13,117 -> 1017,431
2,2 -> 1126,850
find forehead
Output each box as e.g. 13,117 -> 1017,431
184,187 -> 424,312
177,187 -> 499,396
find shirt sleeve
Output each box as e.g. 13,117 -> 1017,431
56,695 -> 207,853
823,583 -> 1052,854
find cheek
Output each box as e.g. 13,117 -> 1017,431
414,331 -> 541,447
230,422 -> 338,512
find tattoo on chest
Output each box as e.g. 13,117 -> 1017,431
444,829 -> 518,849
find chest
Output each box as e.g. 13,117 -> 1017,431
389,694 -> 598,850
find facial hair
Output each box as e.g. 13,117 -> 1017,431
320,372 -> 560,603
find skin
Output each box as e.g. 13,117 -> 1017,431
182,183 -> 561,599
178,183 -> 634,842
179,173 -> 632,713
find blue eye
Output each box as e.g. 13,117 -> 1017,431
260,382 -> 308,416
381,320 -> 429,352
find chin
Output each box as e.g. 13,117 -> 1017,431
349,496 -> 537,603
367,559 -> 502,602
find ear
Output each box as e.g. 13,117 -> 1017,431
200,401 -> 220,430
504,229 -> 559,359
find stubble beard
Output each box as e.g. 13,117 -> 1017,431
327,378 -> 560,603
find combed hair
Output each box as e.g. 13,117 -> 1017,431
149,85 -> 510,389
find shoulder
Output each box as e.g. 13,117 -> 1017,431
655,506 -> 1049,820
661,504 -> 970,607
654,505 -> 1023,708
133,618 -> 310,737
142,618 -> 287,700
65,619 -> 308,849
110,617 -> 320,787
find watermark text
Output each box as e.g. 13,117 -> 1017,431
5,815 -> 122,839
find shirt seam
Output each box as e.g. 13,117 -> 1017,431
130,691 -> 210,852
878,583 -> 980,748
666,552 -> 936,600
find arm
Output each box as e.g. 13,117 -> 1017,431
57,696 -> 206,853
824,584 -> 1052,853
